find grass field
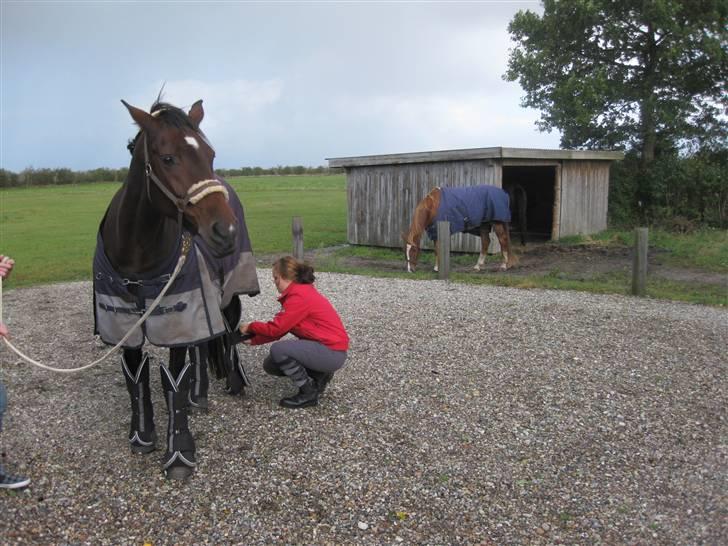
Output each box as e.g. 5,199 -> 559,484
0,175 -> 347,287
0,176 -> 725,306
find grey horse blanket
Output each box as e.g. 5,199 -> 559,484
93,180 -> 260,349
426,185 -> 511,241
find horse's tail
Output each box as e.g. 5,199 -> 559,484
206,297 -> 250,395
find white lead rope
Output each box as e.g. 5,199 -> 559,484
0,253 -> 188,374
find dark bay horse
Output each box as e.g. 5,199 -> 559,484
93,99 -> 259,479
402,185 -> 517,272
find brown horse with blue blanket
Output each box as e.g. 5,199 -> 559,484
403,185 -> 517,272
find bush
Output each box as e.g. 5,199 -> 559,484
609,149 -> 728,228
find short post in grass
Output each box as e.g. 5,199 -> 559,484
292,216 -> 304,260
632,227 -> 648,296
437,221 -> 450,280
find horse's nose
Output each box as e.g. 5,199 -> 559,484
211,221 -> 237,251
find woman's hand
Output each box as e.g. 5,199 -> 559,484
0,255 -> 15,279
239,322 -> 252,344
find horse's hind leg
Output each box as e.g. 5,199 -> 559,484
474,226 -> 490,271
121,348 -> 157,454
518,186 -> 527,246
188,345 -> 209,413
160,347 -> 196,480
494,222 -> 517,270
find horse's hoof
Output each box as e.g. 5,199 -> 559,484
189,398 -> 209,414
225,385 -> 246,397
165,465 -> 194,481
129,431 -> 157,454
499,263 -> 508,271
473,265 -> 481,271
131,443 -> 157,455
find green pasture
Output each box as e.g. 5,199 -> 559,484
313,236 -> 727,307
0,176 -> 725,306
0,175 -> 347,287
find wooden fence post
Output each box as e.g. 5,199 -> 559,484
292,216 -> 304,260
632,227 -> 648,296
437,221 -> 450,280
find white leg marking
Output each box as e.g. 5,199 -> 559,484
474,252 -> 485,271
501,251 -> 509,270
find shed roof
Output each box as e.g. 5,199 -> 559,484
327,146 -> 624,168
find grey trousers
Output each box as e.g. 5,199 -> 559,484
264,339 -> 347,377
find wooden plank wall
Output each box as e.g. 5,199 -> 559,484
558,161 -> 611,237
347,160 -> 498,251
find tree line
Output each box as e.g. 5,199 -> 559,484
0,165 -> 342,189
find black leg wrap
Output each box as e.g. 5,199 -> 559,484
188,345 -> 209,413
121,353 -> 157,454
225,341 -> 251,396
160,363 -> 196,480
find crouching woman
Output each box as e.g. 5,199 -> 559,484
240,256 -> 349,408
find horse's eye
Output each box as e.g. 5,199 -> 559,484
161,155 -> 176,166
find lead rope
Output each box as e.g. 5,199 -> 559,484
0,236 -> 192,374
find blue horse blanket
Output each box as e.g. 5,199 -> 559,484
93,179 -> 260,349
426,185 -> 511,241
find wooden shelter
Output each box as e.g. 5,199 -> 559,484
327,147 -> 623,252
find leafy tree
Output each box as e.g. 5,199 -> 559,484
505,0 -> 727,215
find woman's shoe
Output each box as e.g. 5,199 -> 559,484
0,467 -> 30,489
279,380 -> 319,408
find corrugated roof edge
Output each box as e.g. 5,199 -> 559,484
326,146 -> 624,168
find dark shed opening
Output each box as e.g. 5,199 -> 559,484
503,165 -> 556,242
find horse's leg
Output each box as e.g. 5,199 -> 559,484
474,225 -> 489,271
433,240 -> 439,272
160,347 -> 196,480
518,185 -> 527,246
493,222 -> 517,270
121,348 -> 157,454
188,345 -> 209,413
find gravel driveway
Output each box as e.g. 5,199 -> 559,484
0,272 -> 725,545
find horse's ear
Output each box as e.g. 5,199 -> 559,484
121,100 -> 159,134
188,100 -> 204,128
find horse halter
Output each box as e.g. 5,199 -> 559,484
142,133 -> 229,214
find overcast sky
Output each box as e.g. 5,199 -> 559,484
1,0 -> 558,172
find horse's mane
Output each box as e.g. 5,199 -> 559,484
127,101 -> 195,155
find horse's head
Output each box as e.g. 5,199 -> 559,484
122,99 -> 237,258
402,233 -> 420,273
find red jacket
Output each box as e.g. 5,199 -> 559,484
247,282 -> 349,351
